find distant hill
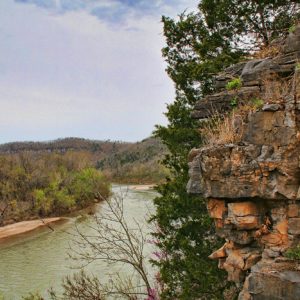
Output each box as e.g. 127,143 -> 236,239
0,137 -> 130,154
97,137 -> 169,183
0,137 -> 168,184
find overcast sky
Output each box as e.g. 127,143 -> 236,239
0,0 -> 197,143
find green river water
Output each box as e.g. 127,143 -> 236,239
0,185 -> 157,299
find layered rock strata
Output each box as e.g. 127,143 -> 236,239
188,26 -> 300,299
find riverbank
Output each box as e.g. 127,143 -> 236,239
0,185 -> 156,243
128,184 -> 156,191
0,185 -> 157,299
0,217 -> 68,243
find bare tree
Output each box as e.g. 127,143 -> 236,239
50,191 -> 158,300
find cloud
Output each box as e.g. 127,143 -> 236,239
14,0 -> 196,23
0,0 -> 197,143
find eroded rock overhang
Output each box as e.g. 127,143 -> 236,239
187,26 -> 300,300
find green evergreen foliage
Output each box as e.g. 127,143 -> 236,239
199,0 -> 299,50
152,1 -> 299,299
152,9 -> 240,300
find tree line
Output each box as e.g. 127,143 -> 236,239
0,151 -> 110,226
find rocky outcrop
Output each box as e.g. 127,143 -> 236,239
188,26 -> 300,299
192,26 -> 300,120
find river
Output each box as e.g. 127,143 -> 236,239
0,185 -> 157,299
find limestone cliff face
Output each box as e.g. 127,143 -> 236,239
188,26 -> 300,300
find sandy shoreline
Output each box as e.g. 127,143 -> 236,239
0,185 -> 154,243
128,184 -> 156,191
0,217 -> 68,243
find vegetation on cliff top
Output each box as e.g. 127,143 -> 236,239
152,1 -> 299,299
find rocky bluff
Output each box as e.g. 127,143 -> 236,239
188,26 -> 300,299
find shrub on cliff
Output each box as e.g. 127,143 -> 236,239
152,1 -> 299,299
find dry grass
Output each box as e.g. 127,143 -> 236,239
200,105 -> 256,146
252,44 -> 281,59
263,76 -> 293,104
201,70 -> 297,147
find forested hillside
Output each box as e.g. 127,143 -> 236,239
97,137 -> 168,183
0,137 -> 167,226
0,137 -> 168,184
0,137 -> 130,155
0,151 -> 110,226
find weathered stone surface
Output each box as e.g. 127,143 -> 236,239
275,220 -> 288,235
192,86 -> 261,119
226,250 -> 245,270
240,262 -> 300,300
187,139 -> 299,200
283,25 -> 300,54
214,219 -> 224,229
263,248 -> 280,258
216,245 -> 262,284
207,199 -> 226,219
270,206 -> 287,222
260,233 -> 288,247
188,148 -> 201,162
288,218 -> 300,235
187,158 -> 202,194
241,58 -> 273,82
244,253 -> 261,270
217,227 -> 255,245
229,215 -> 260,230
262,103 -> 282,111
243,111 -> 296,146
287,204 -> 298,218
188,25 -> 300,300
228,202 -> 260,216
192,27 -> 300,121
209,243 -> 227,259
227,203 -> 261,229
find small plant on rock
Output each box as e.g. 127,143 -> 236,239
295,62 -> 300,71
226,77 -> 242,91
284,245 -> 300,260
230,96 -> 239,107
251,98 -> 264,109
289,24 -> 296,33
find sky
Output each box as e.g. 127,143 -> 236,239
0,0 -> 197,143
